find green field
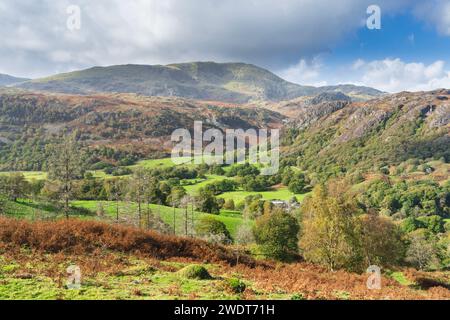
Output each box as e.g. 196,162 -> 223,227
1,170 -> 111,181
132,156 -> 223,170
132,157 -> 190,169
218,187 -> 307,203
0,157 -> 309,236
0,171 -> 48,181
1,197 -> 244,239
182,175 -> 232,194
71,200 -> 244,238
182,174 -> 309,203
1,199 -> 93,219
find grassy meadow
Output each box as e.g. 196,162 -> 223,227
1,157 -> 309,231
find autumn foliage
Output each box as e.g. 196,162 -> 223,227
0,217 -> 256,266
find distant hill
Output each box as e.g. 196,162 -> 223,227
0,74 -> 29,86
0,89 -> 285,171
315,84 -> 384,101
308,91 -> 352,105
15,62 -> 383,103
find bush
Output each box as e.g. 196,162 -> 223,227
226,278 -> 246,294
287,173 -> 307,194
210,164 -> 225,175
195,216 -> 232,244
254,209 -> 300,261
196,190 -> 220,214
291,293 -> 306,300
223,199 -> 235,210
177,265 -> 212,280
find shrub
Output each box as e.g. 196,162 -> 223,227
291,293 -> 306,300
210,165 -> 225,175
196,190 -> 220,214
223,199 -> 236,210
195,217 -> 232,244
288,175 -> 307,194
177,265 -> 212,280
226,278 -> 246,294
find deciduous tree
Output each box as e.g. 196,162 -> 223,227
254,208 -> 300,261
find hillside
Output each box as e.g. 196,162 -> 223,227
1,217 -> 449,300
14,62 -> 383,103
316,84 -> 385,101
0,74 -> 29,87
0,89 -> 284,170
282,89 -> 450,180
0,87 -> 448,178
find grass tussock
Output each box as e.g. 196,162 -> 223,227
177,265 -> 212,280
0,217 -> 257,267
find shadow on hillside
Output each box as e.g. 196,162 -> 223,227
390,136 -> 449,164
17,200 -> 95,217
415,277 -> 450,291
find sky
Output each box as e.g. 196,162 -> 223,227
1,0 -> 450,92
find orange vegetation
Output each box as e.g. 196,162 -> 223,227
0,217 -> 449,300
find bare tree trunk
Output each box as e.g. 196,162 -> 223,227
185,207 -> 188,236
191,200 -> 195,237
64,158 -> 70,219
64,186 -> 69,219
116,198 -> 120,222
173,204 -> 176,235
138,197 -> 142,228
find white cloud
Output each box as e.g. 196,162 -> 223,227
355,58 -> 450,92
0,0 -> 449,93
279,57 -> 450,92
0,0 -> 415,78
414,0 -> 450,36
278,58 -> 328,86
352,59 -> 366,70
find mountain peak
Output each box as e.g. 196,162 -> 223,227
14,62 -> 383,103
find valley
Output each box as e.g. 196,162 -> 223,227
0,62 -> 449,301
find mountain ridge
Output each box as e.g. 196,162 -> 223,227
14,62 -> 384,103
0,73 -> 30,86
282,89 -> 450,180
